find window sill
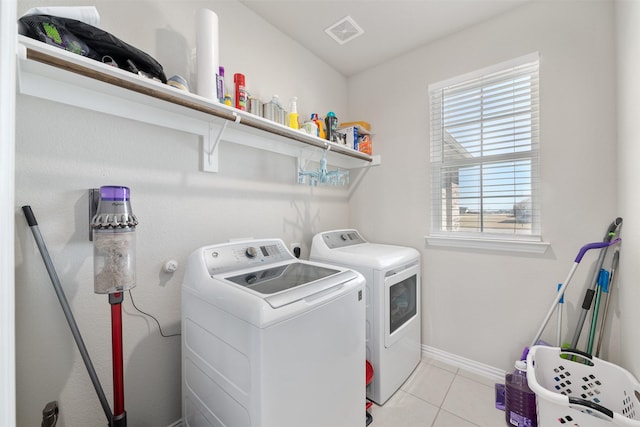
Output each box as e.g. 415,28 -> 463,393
425,235 -> 550,254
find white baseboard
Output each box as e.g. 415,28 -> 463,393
422,345 -> 506,383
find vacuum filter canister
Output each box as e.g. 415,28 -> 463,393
91,186 -> 138,294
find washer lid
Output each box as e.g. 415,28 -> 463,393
224,262 -> 359,308
323,244 -> 419,270
225,262 -> 340,294
311,229 -> 419,270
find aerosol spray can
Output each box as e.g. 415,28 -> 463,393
234,73 -> 247,111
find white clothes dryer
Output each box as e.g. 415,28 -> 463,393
311,229 -> 421,405
182,238 -> 366,427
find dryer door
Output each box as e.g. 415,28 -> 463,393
384,261 -> 420,347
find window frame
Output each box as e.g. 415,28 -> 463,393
426,53 -> 548,254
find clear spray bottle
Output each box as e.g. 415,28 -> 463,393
289,97 -> 299,129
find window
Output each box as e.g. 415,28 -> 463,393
429,54 -> 540,248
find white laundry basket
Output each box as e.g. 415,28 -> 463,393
526,346 -> 640,427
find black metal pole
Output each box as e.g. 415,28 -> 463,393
570,217 -> 622,349
22,205 -> 113,425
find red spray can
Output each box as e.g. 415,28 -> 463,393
234,73 -> 247,111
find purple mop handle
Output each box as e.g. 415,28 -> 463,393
575,238 -> 621,263
530,237 -> 621,348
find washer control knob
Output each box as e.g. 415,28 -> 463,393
245,246 -> 258,259
341,233 -> 349,241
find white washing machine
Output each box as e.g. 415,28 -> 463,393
182,238 -> 365,427
311,229 -> 421,405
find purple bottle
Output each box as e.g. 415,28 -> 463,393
505,360 -> 537,427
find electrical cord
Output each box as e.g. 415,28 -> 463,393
127,290 -> 181,338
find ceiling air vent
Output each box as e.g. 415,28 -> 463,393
325,15 -> 364,45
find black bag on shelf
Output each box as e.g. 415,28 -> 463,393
18,14 -> 167,83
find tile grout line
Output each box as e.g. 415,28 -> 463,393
429,366 -> 459,427
446,371 -> 497,427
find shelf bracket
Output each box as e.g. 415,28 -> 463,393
202,121 -> 226,173
202,113 -> 242,173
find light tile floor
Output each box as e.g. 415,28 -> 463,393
368,357 -> 505,427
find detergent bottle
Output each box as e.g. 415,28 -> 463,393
301,119 -> 318,136
325,112 -> 338,142
311,113 -> 325,139
311,113 -> 327,139
504,360 -> 537,427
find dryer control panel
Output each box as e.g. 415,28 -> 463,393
204,239 -> 292,276
319,229 -> 367,249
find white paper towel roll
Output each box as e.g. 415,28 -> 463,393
196,8 -> 219,101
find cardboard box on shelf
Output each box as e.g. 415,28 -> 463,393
337,126 -> 359,150
358,134 -> 372,155
337,122 -> 374,155
339,121 -> 371,131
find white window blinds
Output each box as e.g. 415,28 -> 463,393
430,54 -> 540,239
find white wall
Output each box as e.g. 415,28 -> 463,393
14,1 -> 349,426
616,0 -> 640,377
1,0 -> 17,425
348,0 -> 619,371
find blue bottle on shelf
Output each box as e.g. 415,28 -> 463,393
505,360 -> 537,427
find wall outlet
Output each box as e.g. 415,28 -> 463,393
290,243 -> 301,258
